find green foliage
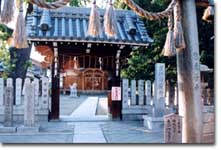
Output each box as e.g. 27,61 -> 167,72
0,41 -> 13,78
69,0 -> 91,7
119,0 -> 177,85
41,0 -> 91,7
0,24 -> 14,78
118,0 -> 214,87
0,24 -> 13,41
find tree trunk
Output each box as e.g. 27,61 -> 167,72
9,47 -> 31,79
177,0 -> 203,143
9,47 -> 31,103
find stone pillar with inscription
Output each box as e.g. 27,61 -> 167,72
164,113 -> 182,143
17,78 -> 40,132
143,63 -> 165,131
0,79 -> 16,133
153,63 -> 165,117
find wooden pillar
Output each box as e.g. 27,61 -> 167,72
50,45 -> 60,120
111,75 -> 121,119
110,52 -> 122,119
177,0 -> 203,143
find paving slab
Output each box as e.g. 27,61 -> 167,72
72,122 -> 106,143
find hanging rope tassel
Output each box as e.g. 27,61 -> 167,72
13,0 -> 29,49
104,0 -> 117,37
202,6 -> 214,22
88,0 -> 101,37
162,13 -> 176,57
173,1 -> 186,52
0,0 -> 15,24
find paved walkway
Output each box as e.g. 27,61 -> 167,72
72,122 -> 106,143
0,95 -> 163,143
0,121 -> 163,143
60,96 -> 109,121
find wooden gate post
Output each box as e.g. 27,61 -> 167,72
50,46 -> 60,120
111,76 -> 121,119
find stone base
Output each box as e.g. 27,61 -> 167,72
17,125 -> 40,133
143,116 -> 164,131
0,126 -> 17,133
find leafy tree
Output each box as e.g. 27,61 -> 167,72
119,0 -> 214,88
119,0 -> 177,85
0,24 -> 14,78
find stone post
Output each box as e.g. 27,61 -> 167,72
15,78 -> 22,105
153,63 -> 165,117
143,64 -> 165,131
0,78 -> 4,106
0,85 -> 16,133
130,80 -> 136,105
177,0 -> 203,143
145,80 -> 151,105
122,79 -> 129,109
34,78 -> 39,106
138,80 -> 144,105
24,79 -> 35,127
17,78 -> 40,132
41,77 -> 49,109
4,87 -> 14,127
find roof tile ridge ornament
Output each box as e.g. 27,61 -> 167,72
38,8 -> 52,31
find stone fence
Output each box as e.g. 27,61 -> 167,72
121,63 -> 171,121
0,77 -> 50,122
121,79 -> 152,120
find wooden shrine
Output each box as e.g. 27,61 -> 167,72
26,5 -> 152,119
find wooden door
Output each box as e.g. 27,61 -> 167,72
83,68 -> 105,91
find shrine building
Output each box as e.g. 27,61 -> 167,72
26,5 -> 152,119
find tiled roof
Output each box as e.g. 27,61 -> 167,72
26,5 -> 152,46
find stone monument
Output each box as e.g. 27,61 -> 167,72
0,84 -> 16,133
143,63 -> 165,131
164,113 -> 182,143
17,79 -> 40,132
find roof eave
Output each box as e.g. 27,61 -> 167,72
28,38 -> 150,47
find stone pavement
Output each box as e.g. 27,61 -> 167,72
0,95 -> 163,143
60,96 -> 109,121
0,121 -> 163,144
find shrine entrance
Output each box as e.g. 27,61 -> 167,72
83,68 -> 108,91
26,5 -> 151,120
